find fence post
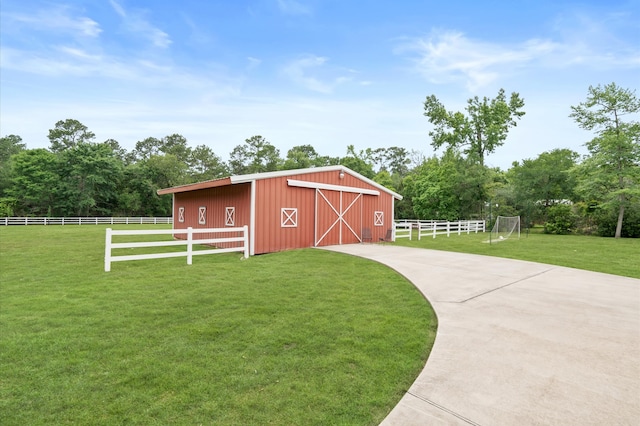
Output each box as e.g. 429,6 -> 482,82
243,225 -> 249,258
187,227 -> 193,265
105,228 -> 112,272
458,221 -> 461,235
447,222 -> 450,237
432,222 -> 436,238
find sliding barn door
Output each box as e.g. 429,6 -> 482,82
314,189 -> 363,246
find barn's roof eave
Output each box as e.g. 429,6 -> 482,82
230,166 -> 403,200
156,177 -> 232,195
157,165 -> 403,199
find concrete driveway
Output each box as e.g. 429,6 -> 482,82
321,244 -> 640,425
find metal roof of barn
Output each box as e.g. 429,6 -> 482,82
157,165 -> 403,199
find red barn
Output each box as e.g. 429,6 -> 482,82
157,165 -> 402,255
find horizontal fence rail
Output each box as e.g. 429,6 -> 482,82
393,222 -> 412,240
395,220 -> 485,239
105,226 -> 249,272
2,217 -> 172,226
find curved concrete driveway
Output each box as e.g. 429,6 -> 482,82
321,244 -> 640,425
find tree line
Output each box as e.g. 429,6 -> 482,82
1,82 -> 638,237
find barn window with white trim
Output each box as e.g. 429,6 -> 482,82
374,211 -> 384,226
225,207 -> 235,226
281,208 -> 298,228
178,207 -> 185,223
198,206 -> 206,225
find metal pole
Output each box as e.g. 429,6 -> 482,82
489,201 -> 492,245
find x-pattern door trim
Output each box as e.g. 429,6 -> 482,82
374,211 -> 384,226
281,208 -> 297,227
315,189 -> 362,246
225,207 -> 235,226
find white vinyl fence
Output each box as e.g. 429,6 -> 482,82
395,220 -> 485,240
2,217 -> 172,226
393,222 -> 413,240
105,226 -> 249,272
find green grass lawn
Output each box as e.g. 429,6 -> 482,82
0,225 -> 436,425
394,229 -> 640,279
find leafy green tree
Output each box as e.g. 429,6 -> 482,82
340,145 -> 375,179
161,134 -> 192,164
55,142 -> 123,216
372,170 -> 396,192
229,136 -> 282,175
0,134 -> 25,164
509,149 -> 578,222
282,144 -> 334,170
570,82 -> 640,238
407,155 -> 458,220
189,145 -> 228,181
103,139 -> 129,164
424,89 -> 525,166
7,149 -> 58,216
406,152 -> 488,220
132,137 -> 163,162
117,163 -> 161,216
144,154 -> 189,190
370,147 -> 412,176
142,154 -> 190,215
48,119 -> 96,153
0,134 -> 26,198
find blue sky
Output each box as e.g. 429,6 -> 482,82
1,0 -> 638,169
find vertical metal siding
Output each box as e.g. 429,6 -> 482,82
253,169 -> 394,253
254,177 -> 316,254
173,184 -> 251,249
172,169 -> 396,254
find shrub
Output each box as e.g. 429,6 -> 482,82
593,203 -> 640,238
544,204 -> 577,234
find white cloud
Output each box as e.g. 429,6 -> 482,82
0,45 -> 242,95
109,0 -> 171,48
247,57 -> 262,70
398,30 -> 561,91
282,55 -> 356,93
276,0 -> 311,16
398,14 -> 640,92
2,6 -> 102,38
109,0 -> 127,18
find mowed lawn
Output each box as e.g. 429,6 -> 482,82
0,225 -> 436,425
394,229 -> 640,279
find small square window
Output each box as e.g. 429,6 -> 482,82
281,208 -> 298,228
374,211 -> 384,227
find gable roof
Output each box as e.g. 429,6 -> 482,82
157,165 -> 402,199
